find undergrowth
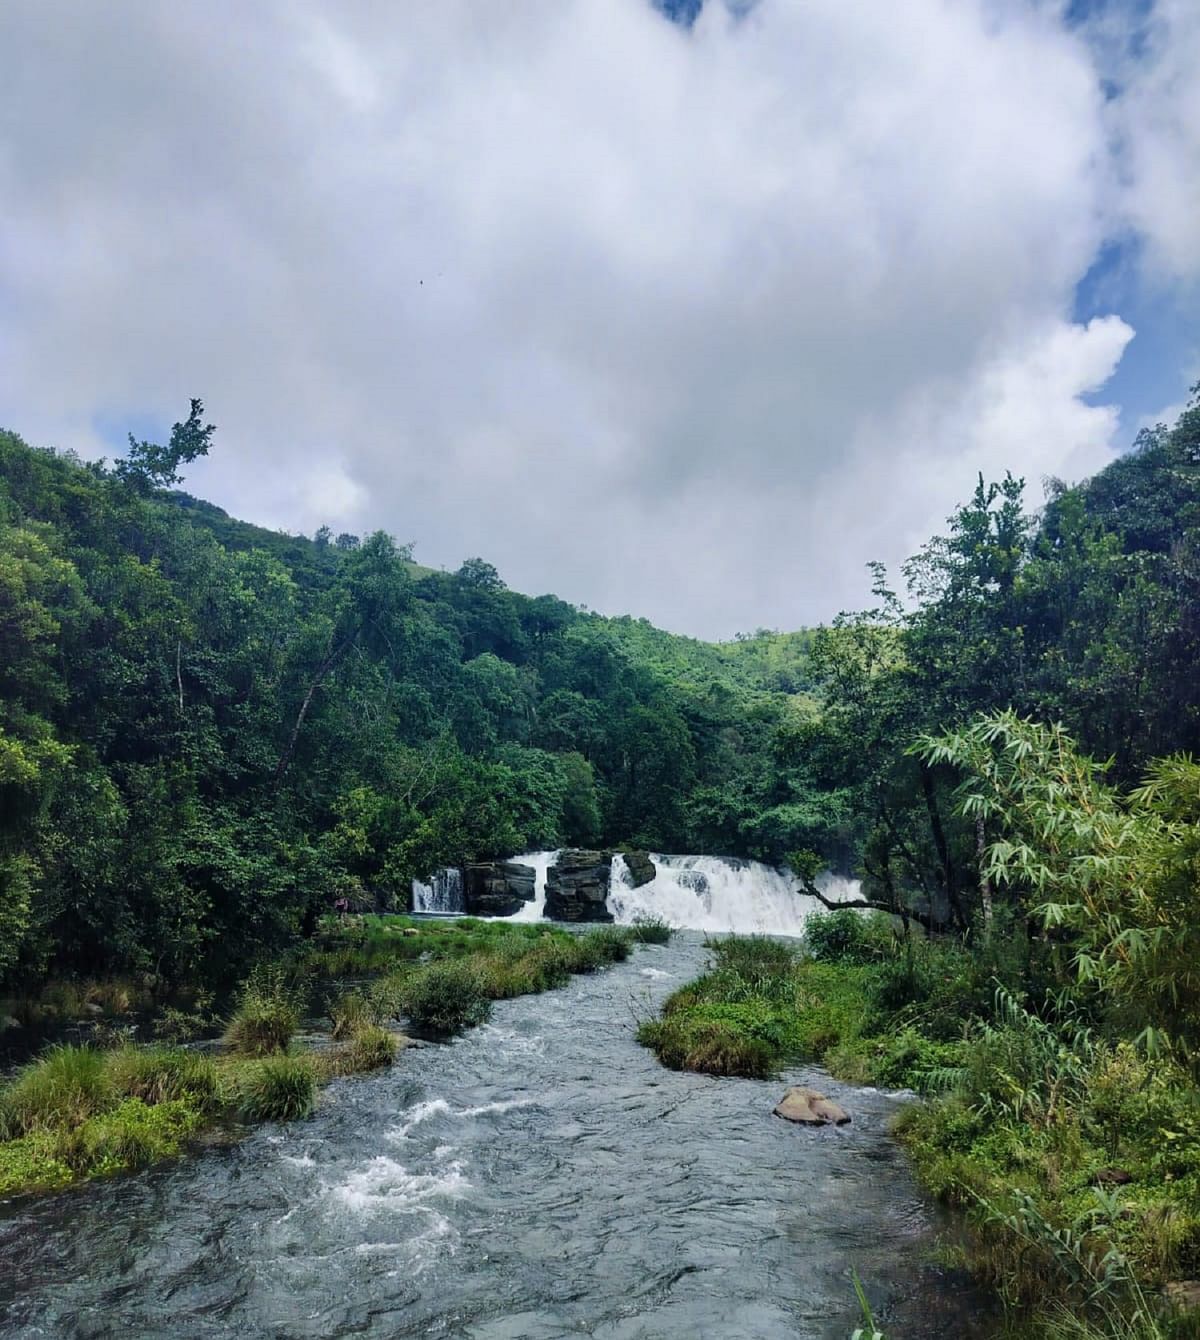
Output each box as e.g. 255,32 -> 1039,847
639,914 -> 1200,1338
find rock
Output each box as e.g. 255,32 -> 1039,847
1165,1281 -> 1200,1311
84,1002 -> 104,1016
621,850 -> 657,888
464,861 -> 537,917
545,849 -> 615,923
0,1015 -> 20,1031
1092,1168 -> 1133,1186
773,1086 -> 850,1126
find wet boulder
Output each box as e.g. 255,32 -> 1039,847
464,861 -> 536,917
773,1086 -> 850,1126
545,849 -> 615,922
621,850 -> 656,888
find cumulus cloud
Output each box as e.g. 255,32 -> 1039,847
0,0 -> 1179,634
1100,0 -> 1200,282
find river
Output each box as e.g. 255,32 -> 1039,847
0,933 -> 987,1339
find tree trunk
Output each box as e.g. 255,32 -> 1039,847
273,635 -> 353,784
976,812 -> 993,933
920,765 -> 966,929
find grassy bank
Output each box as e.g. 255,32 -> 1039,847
638,915 -> 1200,1339
1,918 -> 648,1201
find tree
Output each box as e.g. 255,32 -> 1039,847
116,399 -> 215,489
917,711 -> 1200,1070
456,557 -> 505,591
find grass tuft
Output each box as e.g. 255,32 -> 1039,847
107,1045 -> 219,1110
399,960 -> 492,1038
234,1053 -> 316,1122
224,969 -> 299,1056
1,1045 -> 116,1136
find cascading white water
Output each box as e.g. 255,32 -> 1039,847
411,867 -> 465,915
506,850 -> 559,921
608,853 -> 860,937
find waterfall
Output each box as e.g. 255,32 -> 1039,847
608,854 -> 860,937
506,851 -> 559,921
411,867 -> 465,915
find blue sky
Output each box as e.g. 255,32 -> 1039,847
1073,239 -> 1198,437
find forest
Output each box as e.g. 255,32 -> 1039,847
1,392 -> 1198,997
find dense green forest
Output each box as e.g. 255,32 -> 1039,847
2,390 -> 1198,1001
0,405 -> 819,991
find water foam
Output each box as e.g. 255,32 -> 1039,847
391,1097 -> 535,1141
505,850 -> 558,921
609,854 -> 861,936
411,867 -> 464,914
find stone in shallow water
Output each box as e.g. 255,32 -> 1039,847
772,1086 -> 850,1125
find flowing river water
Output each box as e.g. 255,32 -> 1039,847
0,932 -> 987,1339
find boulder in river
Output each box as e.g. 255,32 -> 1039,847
464,861 -> 536,917
773,1086 -> 850,1126
545,849 -> 615,922
621,849 -> 656,888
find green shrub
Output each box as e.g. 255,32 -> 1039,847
400,961 -> 491,1038
0,1130 -> 75,1196
68,1098 -> 203,1176
107,1045 -> 219,1109
332,1025 -> 399,1075
520,937 -> 578,990
224,970 -> 300,1056
638,1013 -> 777,1078
152,1006 -> 212,1043
329,991 -> 381,1040
706,934 -> 796,982
1,1045 -> 116,1135
470,952 -> 540,1000
804,909 -> 881,964
235,1054 -> 316,1121
629,916 -> 673,944
574,927 -> 633,971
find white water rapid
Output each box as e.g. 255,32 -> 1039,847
411,867 -> 465,915
506,850 -> 559,921
609,854 -> 860,937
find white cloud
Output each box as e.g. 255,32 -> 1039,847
0,0 -> 1161,634
1104,0 -> 1200,282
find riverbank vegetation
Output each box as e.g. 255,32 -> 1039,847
640,709 -> 1200,1334
0,920 -> 642,1199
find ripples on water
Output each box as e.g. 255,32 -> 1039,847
0,934 -> 988,1339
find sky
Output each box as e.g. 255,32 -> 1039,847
1,0 -> 1197,639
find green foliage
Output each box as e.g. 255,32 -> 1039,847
106,1045 -> 219,1110
116,399 -> 215,489
330,1025 -> 399,1075
224,968 -> 300,1056
917,712 -> 1200,1070
638,1011 -> 778,1079
233,1054 -> 316,1122
1,1045 -> 116,1136
640,936 -> 872,1078
0,1130 -> 75,1197
804,909 -> 880,965
330,990 -> 380,1039
68,1098 -> 203,1176
574,926 -> 633,968
705,934 -> 797,983
628,915 -> 673,944
399,960 -> 492,1038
